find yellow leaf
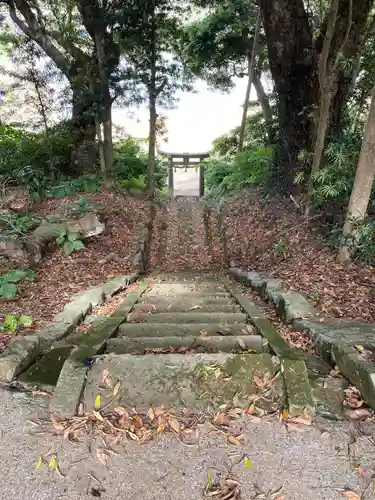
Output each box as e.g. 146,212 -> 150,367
48,455 -> 57,472
243,456 -> 253,469
35,456 -> 43,469
94,394 -> 101,410
157,423 -> 165,435
355,345 -> 365,353
228,435 -> 241,446
281,409 -> 289,420
92,410 -> 104,421
113,381 -> 121,396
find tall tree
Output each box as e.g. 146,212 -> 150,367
258,0 -> 373,191
338,83 -> 375,263
2,0 -> 120,173
304,0 -> 353,216
115,0 -> 192,196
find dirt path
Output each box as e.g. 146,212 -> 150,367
2,389 -> 375,500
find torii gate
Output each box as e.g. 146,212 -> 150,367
158,149 -> 210,197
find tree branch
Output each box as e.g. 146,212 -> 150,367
7,0 -> 70,75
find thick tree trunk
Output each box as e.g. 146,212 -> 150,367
259,0 -> 316,192
259,0 -> 372,192
338,84 -> 375,264
70,87 -> 98,175
252,70 -> 273,143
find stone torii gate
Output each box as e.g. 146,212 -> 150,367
158,149 -> 210,197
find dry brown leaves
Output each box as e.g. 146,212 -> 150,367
225,192 -> 375,323
279,408 -> 312,432
0,191 -> 147,334
203,470 -> 241,500
343,386 -> 374,421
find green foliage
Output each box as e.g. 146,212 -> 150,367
113,138 -> 166,190
0,269 -> 35,300
205,147 -> 272,196
212,111 -> 277,157
329,219 -> 375,265
0,123 -> 72,199
46,175 -> 102,199
0,213 -> 42,236
0,313 -> 33,333
55,230 -> 85,256
67,197 -> 103,216
296,127 -> 363,208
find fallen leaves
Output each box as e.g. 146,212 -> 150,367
35,451 -> 64,476
203,471 -> 241,500
280,407 -> 312,432
338,490 -> 360,500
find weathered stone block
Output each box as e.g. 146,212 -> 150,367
281,358 -> 315,418
332,342 -> 375,410
277,290 -> 318,323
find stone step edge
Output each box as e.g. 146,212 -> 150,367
117,323 -> 255,337
0,272 -> 141,383
127,312 -> 247,324
220,275 -> 316,418
106,335 -> 267,354
49,279 -> 150,419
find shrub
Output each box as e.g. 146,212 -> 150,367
205,147 -> 273,196
113,138 -> 167,190
0,269 -> 35,299
0,123 -> 73,199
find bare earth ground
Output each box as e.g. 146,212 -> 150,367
225,191 -> 375,323
2,389 -> 375,500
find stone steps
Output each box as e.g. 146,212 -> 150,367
83,353 -> 284,414
106,335 -> 267,354
127,311 -> 247,324
117,322 -> 254,337
132,302 -> 240,314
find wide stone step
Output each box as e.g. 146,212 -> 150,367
106,335 -> 267,354
140,296 -> 234,307
145,283 -> 228,297
118,323 -> 255,337
127,312 -> 247,324
84,353 -> 283,413
132,301 -> 240,313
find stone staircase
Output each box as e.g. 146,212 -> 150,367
81,271 -> 287,415
105,271 -> 268,355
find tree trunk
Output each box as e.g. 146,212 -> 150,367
259,0 -> 372,193
147,0 -> 157,197
70,87 -> 98,175
338,84 -> 375,264
259,0 -> 316,192
305,0 -> 339,217
95,118 -> 106,176
252,70 -> 273,143
148,96 -> 157,197
238,10 -> 261,152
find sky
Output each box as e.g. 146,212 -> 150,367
113,77 -> 258,153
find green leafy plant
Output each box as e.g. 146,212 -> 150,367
205,147 -> 273,196
67,197 -> 103,216
56,230 -> 85,256
0,213 -> 41,236
329,218 -> 375,265
0,313 -> 33,333
46,174 -> 102,199
0,269 -> 36,299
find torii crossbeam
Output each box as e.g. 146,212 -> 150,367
158,149 -> 210,197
